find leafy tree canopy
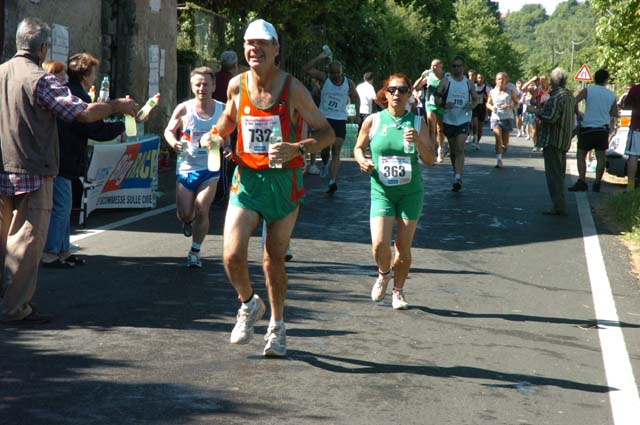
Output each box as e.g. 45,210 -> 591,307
449,0 -> 522,81
592,0 -> 640,84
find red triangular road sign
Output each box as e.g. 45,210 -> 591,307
574,64 -> 592,81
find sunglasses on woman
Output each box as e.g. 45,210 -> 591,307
387,86 -> 409,94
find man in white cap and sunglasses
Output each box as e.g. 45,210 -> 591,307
204,19 -> 334,357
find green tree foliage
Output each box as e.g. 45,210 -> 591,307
592,0 -> 640,84
504,1 -> 596,83
504,4 -> 547,60
182,0 -> 456,85
448,0 -> 522,80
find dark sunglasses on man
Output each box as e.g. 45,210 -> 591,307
387,86 -> 409,94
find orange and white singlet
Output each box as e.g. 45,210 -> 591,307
235,72 -> 304,170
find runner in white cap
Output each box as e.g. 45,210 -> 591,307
202,19 -> 334,357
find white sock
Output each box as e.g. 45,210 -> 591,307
243,294 -> 256,307
454,173 -> 461,181
269,318 -> 284,328
329,179 -> 336,185
497,154 -> 502,160
191,242 -> 201,252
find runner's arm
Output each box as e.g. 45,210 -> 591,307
469,79 -> 479,108
163,104 -> 186,151
521,76 -> 538,92
284,79 -> 335,160
215,75 -> 241,139
302,53 -> 327,81
433,78 -> 449,107
486,91 -> 494,112
354,115 -> 374,173
509,88 -> 520,107
415,116 -> 435,166
349,79 -> 360,114
413,71 -> 427,90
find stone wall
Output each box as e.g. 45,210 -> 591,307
2,0 -> 177,137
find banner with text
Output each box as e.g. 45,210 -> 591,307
85,137 -> 160,214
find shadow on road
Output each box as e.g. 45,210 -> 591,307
411,305 -> 640,328
288,349 -> 614,394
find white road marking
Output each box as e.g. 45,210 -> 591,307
571,173 -> 640,424
70,204 -> 176,243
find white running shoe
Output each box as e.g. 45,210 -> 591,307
230,295 -> 266,344
187,251 -> 202,268
371,272 -> 392,301
307,164 -> 321,175
392,290 -> 409,310
263,323 -> 287,357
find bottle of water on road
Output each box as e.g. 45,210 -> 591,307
269,125 -> 283,168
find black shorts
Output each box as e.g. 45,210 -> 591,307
327,118 -> 347,139
472,104 -> 487,122
443,122 -> 470,139
577,127 -> 609,151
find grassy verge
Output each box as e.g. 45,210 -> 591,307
606,190 -> 640,253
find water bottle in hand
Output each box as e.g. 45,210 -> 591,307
268,126 -> 283,168
402,122 -> 415,154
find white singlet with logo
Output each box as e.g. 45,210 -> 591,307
443,76 -> 471,126
178,99 -> 224,174
490,88 -> 515,121
319,77 -> 349,120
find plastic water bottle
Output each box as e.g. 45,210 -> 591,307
402,121 -> 415,154
208,127 -> 222,172
98,76 -> 109,102
124,95 -> 137,138
136,93 -> 160,120
322,45 -> 333,62
269,126 -> 283,168
88,85 -> 96,103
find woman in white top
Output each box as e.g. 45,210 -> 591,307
486,72 -> 520,168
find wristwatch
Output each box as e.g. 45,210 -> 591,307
298,143 -> 308,156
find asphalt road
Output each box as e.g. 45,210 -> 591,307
1,134 -> 639,425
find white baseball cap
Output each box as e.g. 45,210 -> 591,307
244,19 -> 278,43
